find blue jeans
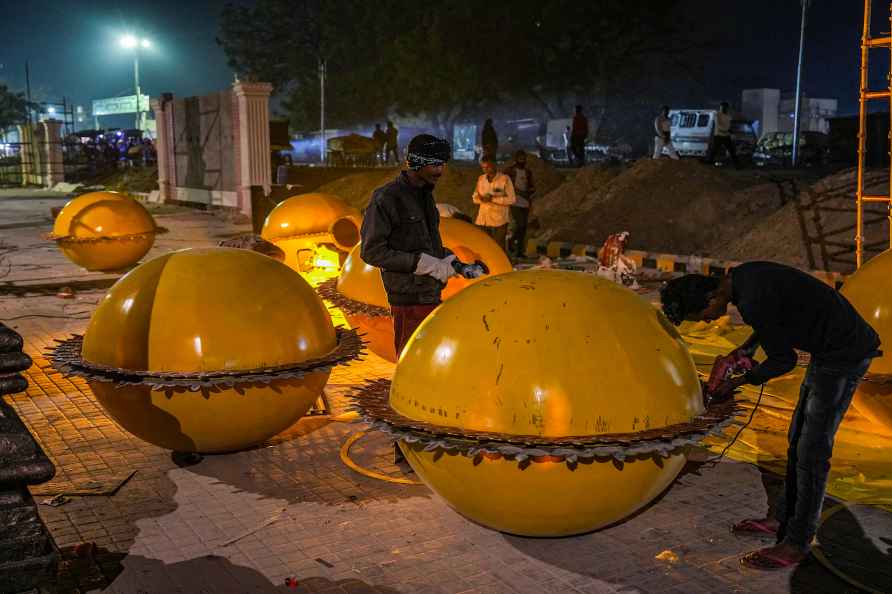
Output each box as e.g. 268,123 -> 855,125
775,356 -> 874,550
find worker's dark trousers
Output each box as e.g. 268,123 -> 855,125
391,303 -> 438,464
479,224 -> 508,253
775,356 -> 873,550
392,304 -> 439,357
570,139 -> 585,167
708,135 -> 738,166
509,206 -> 530,257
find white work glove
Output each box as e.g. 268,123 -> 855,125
415,253 -> 456,283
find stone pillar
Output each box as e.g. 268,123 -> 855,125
30,124 -> 47,186
41,119 -> 64,188
16,124 -> 34,187
151,94 -> 176,203
232,81 -> 273,216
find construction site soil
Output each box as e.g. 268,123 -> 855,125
99,158 -> 884,275
313,155 -> 567,217
80,166 -> 160,194
529,159 -> 887,274
532,159 -> 787,256
721,168 -> 890,272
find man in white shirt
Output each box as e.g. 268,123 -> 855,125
473,155 -> 516,251
708,101 -> 739,167
653,105 -> 679,160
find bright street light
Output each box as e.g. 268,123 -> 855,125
118,34 -> 153,130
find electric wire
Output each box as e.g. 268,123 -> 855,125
704,383 -> 765,466
339,430 -> 423,486
1,314 -> 91,321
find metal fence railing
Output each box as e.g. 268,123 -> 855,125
0,136 -> 155,187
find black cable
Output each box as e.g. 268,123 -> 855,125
1,314 -> 91,321
704,383 -> 765,466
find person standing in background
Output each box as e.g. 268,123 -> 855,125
372,123 -> 387,165
570,105 -> 589,167
653,105 -> 679,160
481,118 -> 498,162
384,120 -> 400,165
503,150 -> 535,258
472,155 -> 516,251
708,102 -> 739,167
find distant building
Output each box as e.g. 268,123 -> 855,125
741,88 -> 838,138
741,89 -> 780,139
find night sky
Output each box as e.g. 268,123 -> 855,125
0,0 -> 887,129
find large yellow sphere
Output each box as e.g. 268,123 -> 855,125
440,218 -> 513,300
82,247 -> 338,453
333,219 -> 513,362
337,244 -> 396,361
841,249 -> 892,432
392,270 -> 703,536
261,193 -> 361,272
52,191 -> 157,271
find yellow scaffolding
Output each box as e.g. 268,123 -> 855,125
856,0 -> 892,268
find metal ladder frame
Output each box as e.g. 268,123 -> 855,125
856,0 -> 892,268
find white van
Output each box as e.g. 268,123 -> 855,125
662,110 -> 758,160
668,109 -> 716,157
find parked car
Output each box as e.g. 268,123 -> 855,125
752,131 -> 831,167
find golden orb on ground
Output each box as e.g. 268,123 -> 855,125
50,248 -> 362,453
323,218 -> 513,362
841,249 -> 892,432
49,191 -> 159,271
260,193 -> 361,272
334,243 -> 396,361
355,270 -> 713,536
439,218 -> 513,300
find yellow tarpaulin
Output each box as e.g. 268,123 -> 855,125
679,318 -> 892,509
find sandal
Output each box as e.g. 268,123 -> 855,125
740,549 -> 802,570
731,518 -> 777,536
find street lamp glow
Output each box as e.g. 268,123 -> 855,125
116,32 -> 153,129
47,107 -> 56,114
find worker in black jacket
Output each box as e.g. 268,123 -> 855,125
361,134 -> 483,357
660,261 -> 880,571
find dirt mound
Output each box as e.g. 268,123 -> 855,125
532,164 -> 624,232
314,168 -> 397,211
533,159 -> 777,255
315,155 -> 565,217
81,166 -> 159,193
720,168 -> 890,273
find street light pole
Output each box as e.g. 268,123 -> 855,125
133,52 -> 141,130
120,35 -> 150,132
791,0 -> 810,167
319,58 -> 326,164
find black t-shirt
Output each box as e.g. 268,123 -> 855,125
731,262 -> 880,384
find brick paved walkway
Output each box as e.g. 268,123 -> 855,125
1,190 -> 888,593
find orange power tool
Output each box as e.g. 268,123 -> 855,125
705,351 -> 755,405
